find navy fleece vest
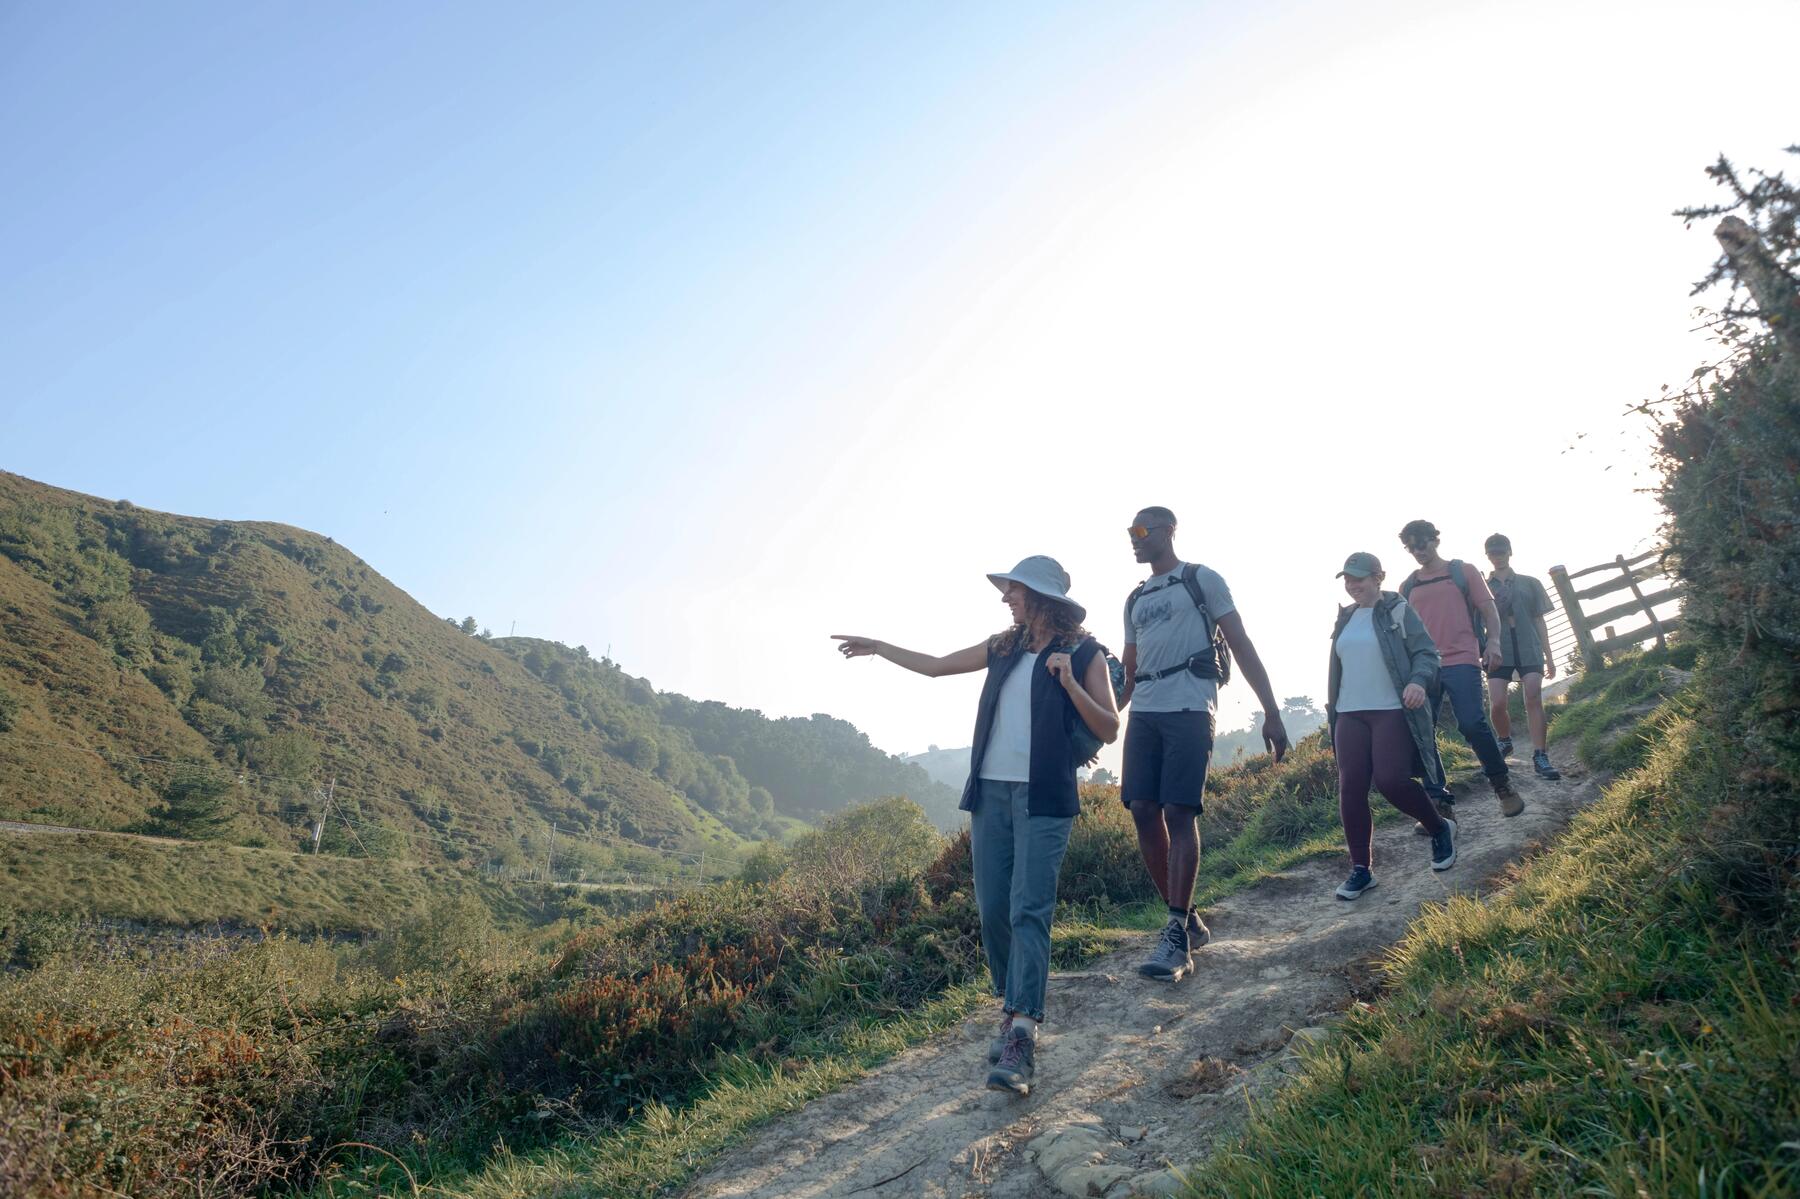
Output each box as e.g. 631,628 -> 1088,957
958,636 -> 1100,819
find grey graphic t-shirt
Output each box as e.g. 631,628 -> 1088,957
1123,562 -> 1236,714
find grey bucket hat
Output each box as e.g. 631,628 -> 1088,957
987,555 -> 1086,623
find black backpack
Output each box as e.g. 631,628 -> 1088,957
1125,565 -> 1232,686
1400,560 -> 1487,653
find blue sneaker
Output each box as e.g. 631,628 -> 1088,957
1430,817 -> 1457,871
1335,866 -> 1377,900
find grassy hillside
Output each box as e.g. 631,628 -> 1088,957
0,472 -> 953,887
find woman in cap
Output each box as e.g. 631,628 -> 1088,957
833,555 -> 1119,1096
1325,552 -> 1457,900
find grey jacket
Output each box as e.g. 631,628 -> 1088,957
1326,592 -> 1444,790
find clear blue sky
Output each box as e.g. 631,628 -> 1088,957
4,1 -> 1796,765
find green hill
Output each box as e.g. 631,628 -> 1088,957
0,471 -> 956,886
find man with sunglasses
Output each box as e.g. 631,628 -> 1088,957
1396,519 -> 1523,820
1121,507 -> 1289,982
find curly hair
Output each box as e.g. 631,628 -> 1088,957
987,589 -> 1088,655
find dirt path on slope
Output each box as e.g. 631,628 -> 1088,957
682,747 -> 1598,1199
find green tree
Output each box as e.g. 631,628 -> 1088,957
248,731 -> 320,783
460,616 -> 478,635
622,733 -> 659,771
0,684 -> 19,733
157,763 -> 239,839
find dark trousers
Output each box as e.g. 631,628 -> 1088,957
1334,710 -> 1443,867
1425,663 -> 1509,800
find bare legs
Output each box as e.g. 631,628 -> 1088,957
1129,800 -> 1200,910
1489,673 -> 1549,751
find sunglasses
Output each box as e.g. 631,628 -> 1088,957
1127,524 -> 1171,540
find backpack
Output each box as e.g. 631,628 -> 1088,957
1058,637 -> 1125,767
1400,560 -> 1487,653
1125,565 -> 1233,686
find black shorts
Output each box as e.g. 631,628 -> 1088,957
1487,662 -> 1544,682
1120,710 -> 1214,811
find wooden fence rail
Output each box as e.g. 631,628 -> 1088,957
1548,547 -> 1683,671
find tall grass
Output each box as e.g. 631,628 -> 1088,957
1178,678 -> 1799,1197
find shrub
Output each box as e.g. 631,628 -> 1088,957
784,796 -> 942,890
367,893 -> 498,978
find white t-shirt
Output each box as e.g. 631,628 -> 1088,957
1334,608 -> 1401,712
1123,562 -> 1236,715
979,652 -> 1037,782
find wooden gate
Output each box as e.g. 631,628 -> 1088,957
1547,549 -> 1684,671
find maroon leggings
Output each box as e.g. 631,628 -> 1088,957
1334,709 -> 1444,867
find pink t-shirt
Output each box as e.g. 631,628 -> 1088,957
1405,562 -> 1493,668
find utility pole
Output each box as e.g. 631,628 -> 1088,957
311,776 -> 336,853
545,822 -> 557,881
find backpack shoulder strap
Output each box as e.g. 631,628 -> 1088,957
1125,580 -> 1149,624
1447,560 -> 1472,601
1180,564 -> 1210,618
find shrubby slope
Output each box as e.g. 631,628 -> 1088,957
0,472 -> 953,878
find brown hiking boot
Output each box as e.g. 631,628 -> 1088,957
1493,775 -> 1524,817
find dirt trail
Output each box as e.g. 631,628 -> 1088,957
682,747 -> 1598,1199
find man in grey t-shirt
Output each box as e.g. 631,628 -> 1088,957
1121,506 -> 1290,982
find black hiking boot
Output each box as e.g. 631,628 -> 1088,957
1497,736 -> 1514,757
986,1027 -> 1036,1095
1532,749 -> 1561,781
1335,865 -> 1377,900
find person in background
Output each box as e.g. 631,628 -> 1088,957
1120,507 -> 1289,983
1397,519 -> 1524,819
1326,552 -> 1456,899
832,555 -> 1118,1097
1483,533 -> 1561,781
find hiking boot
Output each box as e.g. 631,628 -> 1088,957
987,1011 -> 1013,1065
1430,816 -> 1457,871
1497,737 -> 1514,757
1492,775 -> 1524,817
1187,910 -> 1211,949
1532,750 -> 1561,781
1137,919 -> 1193,982
1335,865 -> 1377,900
986,1027 -> 1036,1095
